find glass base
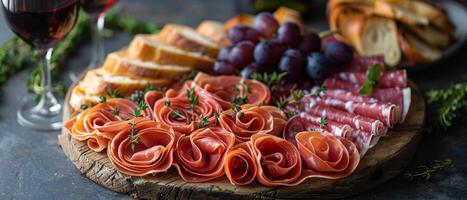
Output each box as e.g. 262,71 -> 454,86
17,97 -> 63,131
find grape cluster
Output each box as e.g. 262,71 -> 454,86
215,11 -> 354,84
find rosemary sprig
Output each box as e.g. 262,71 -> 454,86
426,83 -> 467,130
404,159 -> 454,181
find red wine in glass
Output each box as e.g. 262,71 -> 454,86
2,0 -> 79,130
2,0 -> 79,49
81,0 -> 117,16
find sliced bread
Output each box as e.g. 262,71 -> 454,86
127,35 -> 214,72
340,14 -> 401,66
404,24 -> 452,48
155,24 -> 220,58
409,0 -> 456,35
398,30 -> 443,63
102,51 -> 192,80
196,20 -> 230,47
373,0 -> 429,26
69,86 -> 100,111
78,69 -> 171,96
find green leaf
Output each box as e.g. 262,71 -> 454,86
360,64 -> 382,95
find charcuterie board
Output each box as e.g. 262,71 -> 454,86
58,76 -> 425,199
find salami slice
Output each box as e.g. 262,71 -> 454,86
345,55 -> 386,72
336,70 -> 407,88
307,104 -> 387,136
347,129 -> 380,157
302,95 -> 399,127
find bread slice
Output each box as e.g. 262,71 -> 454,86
155,24 -> 220,58
127,35 -> 214,72
409,0 -> 456,35
273,6 -> 305,33
196,20 -> 230,47
224,14 -> 254,33
340,14 -> 401,66
373,0 -> 429,26
398,30 -> 443,63
69,86 -> 100,111
404,24 -> 452,48
102,51 -> 192,80
78,69 -> 171,96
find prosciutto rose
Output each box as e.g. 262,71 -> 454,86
173,127 -> 235,182
107,118 -> 178,176
64,98 -> 150,152
295,131 -> 360,179
224,142 -> 257,185
250,133 -> 302,186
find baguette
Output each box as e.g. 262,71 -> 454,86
102,51 -> 192,79
78,69 -> 171,96
196,20 -> 230,47
398,30 -> 443,63
409,0 -> 456,35
69,86 -> 100,111
341,14 -> 401,66
373,0 -> 429,26
155,24 -> 220,58
404,24 -> 452,48
127,35 -> 214,72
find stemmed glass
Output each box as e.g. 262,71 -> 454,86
81,0 -> 117,69
1,0 -> 80,130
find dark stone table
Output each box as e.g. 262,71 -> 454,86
0,0 -> 466,199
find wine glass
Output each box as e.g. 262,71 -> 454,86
1,0 -> 80,130
81,0 -> 117,69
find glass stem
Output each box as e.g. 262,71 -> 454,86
32,48 -> 60,116
88,14 -> 106,69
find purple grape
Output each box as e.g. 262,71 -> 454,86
277,22 -> 301,47
307,52 -> 331,82
228,41 -> 255,69
254,39 -> 283,66
278,49 -> 305,79
228,25 -> 260,44
218,45 -> 233,61
213,61 -> 236,75
252,12 -> 279,38
297,32 -> 321,54
240,63 -> 267,78
324,41 -> 354,66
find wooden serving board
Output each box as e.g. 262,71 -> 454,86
58,81 -> 425,200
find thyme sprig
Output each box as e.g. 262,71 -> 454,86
251,72 -> 287,90
127,121 -> 141,152
133,101 -> 147,117
426,84 -> 467,130
319,117 -> 327,128
315,85 -> 327,98
404,159 -> 454,181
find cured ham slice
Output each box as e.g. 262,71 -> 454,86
152,83 -> 223,134
307,104 -> 387,136
336,70 -> 407,88
323,78 -> 411,122
193,72 -> 271,109
250,133 -> 302,186
345,55 -> 386,72
64,98 -> 149,152
295,131 -> 360,180
219,105 -> 285,143
107,118 -> 178,176
301,95 -> 399,127
347,130 -> 380,156
261,106 -> 287,137
173,127 -> 235,182
225,142 -> 257,185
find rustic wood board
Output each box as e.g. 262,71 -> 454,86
58,81 -> 425,200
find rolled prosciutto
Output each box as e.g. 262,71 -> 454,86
250,133 -> 302,186
295,131 -> 360,180
193,72 -> 271,109
173,127 -> 235,182
224,142 -> 257,185
107,118 -> 178,176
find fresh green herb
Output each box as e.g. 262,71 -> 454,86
213,111 -> 219,125
127,121 -> 140,152
179,70 -> 198,83
99,96 -> 107,103
80,103 -> 89,110
165,99 -> 171,107
133,101 -> 147,117
251,72 -> 287,90
232,95 -> 248,105
231,103 -> 244,120
426,84 -> 467,130
291,90 -> 304,103
144,82 -> 167,93
316,85 -> 327,98
404,159 -> 453,181
186,87 -> 199,110
198,114 -> 210,128
111,107 -> 120,116
286,111 -> 297,118
319,117 -> 327,128
275,97 -> 290,110
360,64 -> 382,95
169,108 -> 185,119
105,9 -> 161,35
106,88 -> 123,98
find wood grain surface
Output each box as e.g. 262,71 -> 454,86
58,82 -> 425,200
